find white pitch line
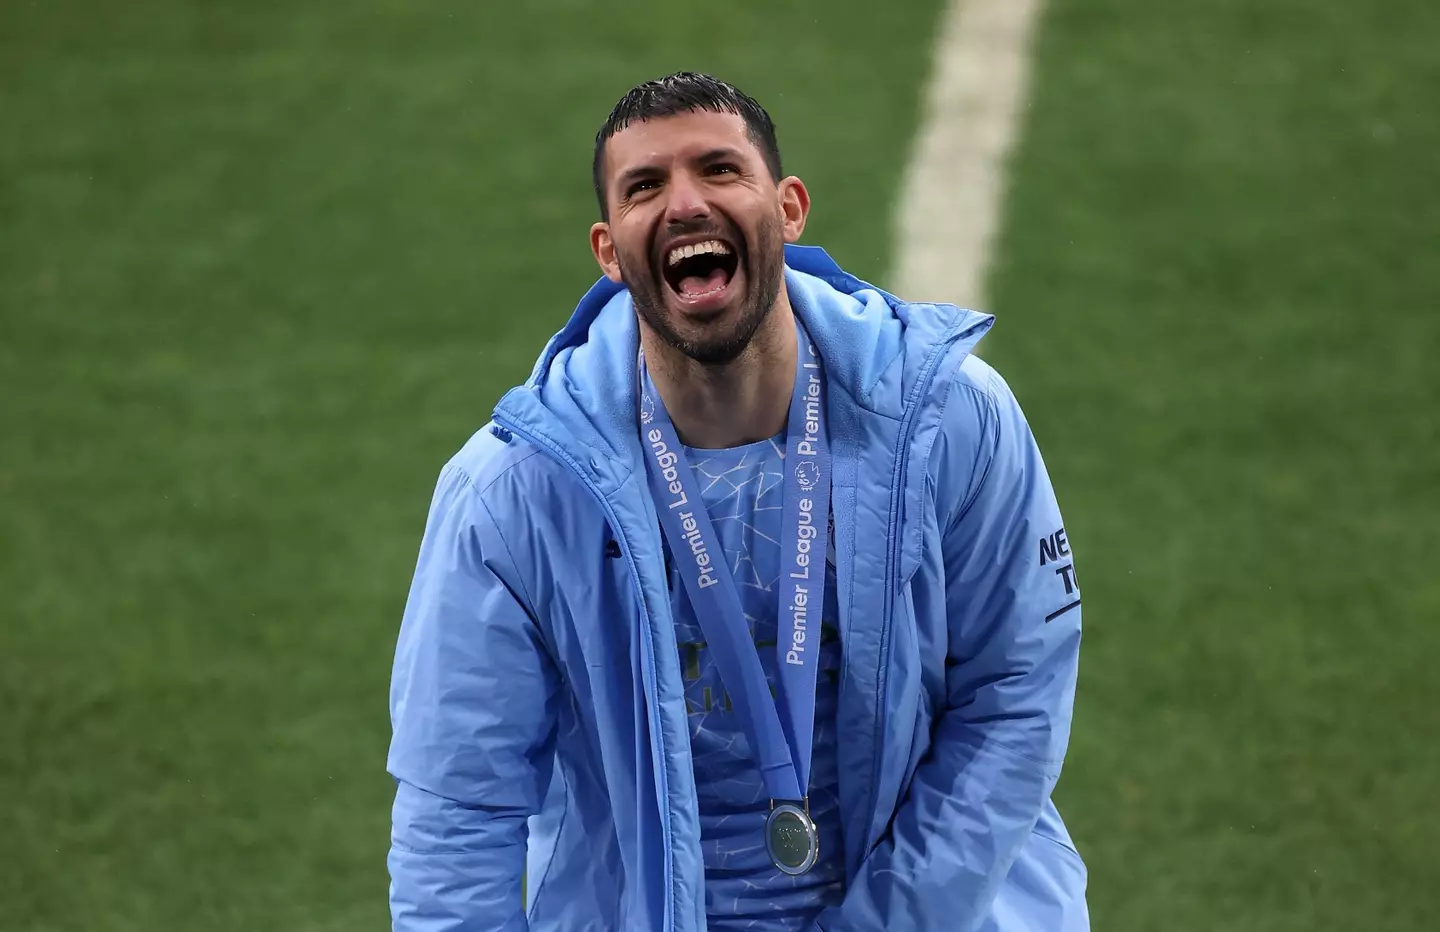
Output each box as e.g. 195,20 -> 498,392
891,0 -> 1047,312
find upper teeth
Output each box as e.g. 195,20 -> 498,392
667,239 -> 731,266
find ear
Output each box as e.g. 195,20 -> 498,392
590,222 -> 624,283
778,177 -> 811,244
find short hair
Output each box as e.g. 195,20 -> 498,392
592,72 -> 784,220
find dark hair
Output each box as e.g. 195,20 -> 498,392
592,72 -> 783,220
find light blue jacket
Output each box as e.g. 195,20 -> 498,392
388,245 -> 1088,931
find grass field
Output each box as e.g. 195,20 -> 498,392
0,2 -> 945,930
2,0 -> 1436,930
984,0 -> 1440,928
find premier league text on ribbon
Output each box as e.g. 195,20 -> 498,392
785,359 -> 823,666
646,426 -> 718,590
636,325 -> 831,871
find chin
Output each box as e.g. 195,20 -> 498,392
670,304 -> 766,366
665,293 -> 738,330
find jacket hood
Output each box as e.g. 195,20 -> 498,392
494,244 -> 994,474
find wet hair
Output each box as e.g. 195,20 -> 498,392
592,71 -> 783,220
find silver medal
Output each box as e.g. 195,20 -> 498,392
766,800 -> 819,875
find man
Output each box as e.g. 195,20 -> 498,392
387,72 -> 1087,932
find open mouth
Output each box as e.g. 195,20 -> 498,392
661,238 -> 741,305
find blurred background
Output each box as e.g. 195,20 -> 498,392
3,1 -> 1437,929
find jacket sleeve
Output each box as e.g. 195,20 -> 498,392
387,461 -> 563,932
821,359 -> 1082,931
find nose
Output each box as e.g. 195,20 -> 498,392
663,170 -> 710,224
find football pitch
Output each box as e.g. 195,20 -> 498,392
2,1 -> 1436,929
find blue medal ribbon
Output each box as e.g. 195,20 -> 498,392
638,319 -> 832,806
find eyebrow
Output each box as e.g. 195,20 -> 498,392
693,146 -> 746,166
615,147 -> 748,192
615,164 -> 662,192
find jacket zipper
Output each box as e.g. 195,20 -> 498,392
492,413 -> 677,932
861,328 -> 967,854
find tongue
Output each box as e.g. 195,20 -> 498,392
677,267 -> 729,297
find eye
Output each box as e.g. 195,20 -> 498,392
707,162 -> 740,176
626,178 -> 661,198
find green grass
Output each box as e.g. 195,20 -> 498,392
5,0 -> 1437,930
0,1 -> 944,929
983,0 -> 1440,928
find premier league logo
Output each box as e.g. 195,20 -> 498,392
795,461 -> 819,492
640,392 -> 655,425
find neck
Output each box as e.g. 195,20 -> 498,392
642,289 -> 798,450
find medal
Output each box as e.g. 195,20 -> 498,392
766,799 -> 820,875
639,318 -> 833,876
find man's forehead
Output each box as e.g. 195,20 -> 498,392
605,110 -> 755,168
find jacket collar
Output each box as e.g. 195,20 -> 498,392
494,245 -> 994,473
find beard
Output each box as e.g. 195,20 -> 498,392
616,210 -> 785,367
